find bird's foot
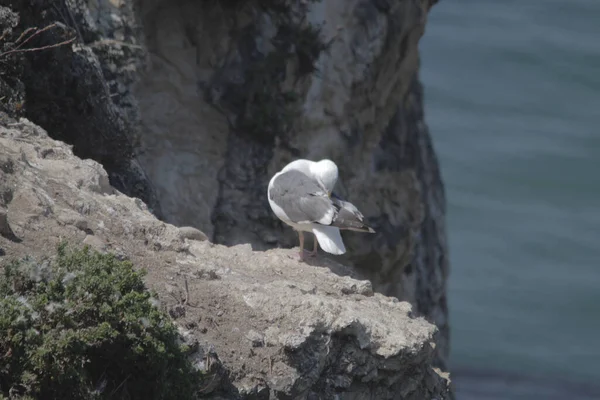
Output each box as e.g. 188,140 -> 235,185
298,250 -> 307,261
296,249 -> 316,261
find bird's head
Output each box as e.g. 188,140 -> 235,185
314,159 -> 339,195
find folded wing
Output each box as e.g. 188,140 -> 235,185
330,192 -> 376,233
269,169 -> 336,226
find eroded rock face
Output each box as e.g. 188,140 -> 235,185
134,0 -> 449,367
0,0 -> 160,216
0,119 -> 451,399
0,0 -> 449,370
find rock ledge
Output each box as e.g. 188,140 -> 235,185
0,118 -> 450,398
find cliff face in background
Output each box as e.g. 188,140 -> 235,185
136,0 -> 448,367
0,0 -> 449,395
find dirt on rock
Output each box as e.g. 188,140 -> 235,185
0,0 -> 450,373
0,116 -> 450,399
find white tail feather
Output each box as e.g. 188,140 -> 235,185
312,226 -> 346,255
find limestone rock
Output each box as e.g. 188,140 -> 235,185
178,226 -> 209,242
82,234 -> 107,252
0,0 -> 449,381
0,1 -> 160,215
0,118 -> 450,399
0,207 -> 20,242
133,0 -> 449,367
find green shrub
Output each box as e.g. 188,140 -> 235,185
0,244 -> 201,399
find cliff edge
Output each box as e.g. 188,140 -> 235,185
0,119 -> 450,398
0,0 -> 450,397
0,0 -> 448,366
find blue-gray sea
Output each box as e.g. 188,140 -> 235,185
419,0 -> 600,399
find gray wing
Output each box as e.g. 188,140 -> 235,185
269,170 -> 335,225
330,192 -> 376,233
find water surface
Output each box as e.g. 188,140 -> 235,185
420,0 -> 600,397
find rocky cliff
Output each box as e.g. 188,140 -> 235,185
0,118 -> 452,398
0,0 -> 449,397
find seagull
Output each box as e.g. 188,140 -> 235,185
267,159 -> 375,260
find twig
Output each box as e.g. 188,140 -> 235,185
110,374 -> 131,396
0,37 -> 75,58
12,24 -> 58,53
182,275 -> 200,308
184,276 -> 190,305
208,317 -> 220,333
14,27 -> 38,46
64,3 -> 84,44
166,278 -> 200,308
0,23 -> 75,59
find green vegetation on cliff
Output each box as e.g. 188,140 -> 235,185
0,244 -> 200,400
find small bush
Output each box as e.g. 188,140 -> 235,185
0,244 -> 201,400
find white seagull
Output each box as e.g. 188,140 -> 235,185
267,159 -> 375,260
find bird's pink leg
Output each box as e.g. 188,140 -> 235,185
298,231 -> 306,260
308,235 -> 318,257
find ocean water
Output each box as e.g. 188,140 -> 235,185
419,0 -> 600,398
